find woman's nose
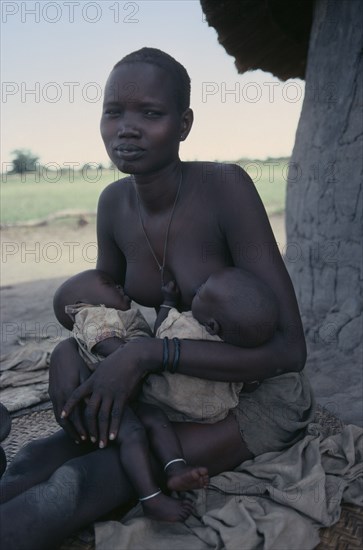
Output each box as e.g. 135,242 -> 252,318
117,116 -> 140,138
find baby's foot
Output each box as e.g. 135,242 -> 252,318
141,492 -> 194,522
166,463 -> 209,492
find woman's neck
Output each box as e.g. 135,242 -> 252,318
132,161 -> 183,214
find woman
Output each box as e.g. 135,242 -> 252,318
0,48 -> 313,550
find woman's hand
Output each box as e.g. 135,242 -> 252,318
48,338 -> 91,443
61,339 -> 162,448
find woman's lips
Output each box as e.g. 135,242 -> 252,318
114,145 -> 145,161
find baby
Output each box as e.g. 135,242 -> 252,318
54,270 -> 208,522
141,266 -> 278,422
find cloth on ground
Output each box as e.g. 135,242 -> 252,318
232,370 -> 315,456
0,337 -> 54,411
95,419 -> 363,550
141,308 -> 244,423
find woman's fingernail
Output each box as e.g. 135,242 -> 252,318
61,411 -> 66,419
99,441 -> 104,449
109,433 -> 115,441
75,440 -> 80,445
90,436 -> 96,443
81,435 -> 86,441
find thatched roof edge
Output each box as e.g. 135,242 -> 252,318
200,0 -> 314,81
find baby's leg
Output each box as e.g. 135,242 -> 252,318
135,403 -> 209,491
117,407 -> 194,521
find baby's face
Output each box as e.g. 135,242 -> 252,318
191,281 -> 214,325
87,281 -> 131,311
109,284 -> 132,311
191,274 -> 231,333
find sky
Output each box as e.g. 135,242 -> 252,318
1,0 -> 305,169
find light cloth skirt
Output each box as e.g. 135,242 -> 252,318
231,370 -> 315,456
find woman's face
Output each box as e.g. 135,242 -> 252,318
100,62 -> 191,174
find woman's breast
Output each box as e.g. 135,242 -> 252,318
124,261 -> 164,307
124,241 -> 233,309
117,182 -> 233,308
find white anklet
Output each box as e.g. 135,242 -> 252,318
163,458 -> 187,472
139,489 -> 162,502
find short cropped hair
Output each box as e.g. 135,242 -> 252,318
114,47 -> 191,114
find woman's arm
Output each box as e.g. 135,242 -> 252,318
48,184 -> 125,441
96,183 -> 127,283
151,163 -> 306,383
216,163 -> 307,373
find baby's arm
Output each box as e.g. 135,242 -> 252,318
154,281 -> 180,335
92,337 -> 125,357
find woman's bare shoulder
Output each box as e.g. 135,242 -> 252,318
186,161 -> 251,201
99,175 -> 133,200
97,176 -> 133,217
187,160 -> 247,182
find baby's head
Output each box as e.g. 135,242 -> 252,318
191,267 -> 278,347
53,269 -> 131,330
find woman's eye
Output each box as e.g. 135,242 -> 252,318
144,110 -> 162,117
104,109 -> 120,116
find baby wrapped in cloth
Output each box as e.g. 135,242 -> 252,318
69,304 -> 243,423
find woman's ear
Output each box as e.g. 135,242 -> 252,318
205,318 -> 221,336
180,108 -> 194,141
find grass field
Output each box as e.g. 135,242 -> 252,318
1,159 -> 289,223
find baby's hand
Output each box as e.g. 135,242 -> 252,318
161,280 -> 180,306
93,337 -> 125,357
